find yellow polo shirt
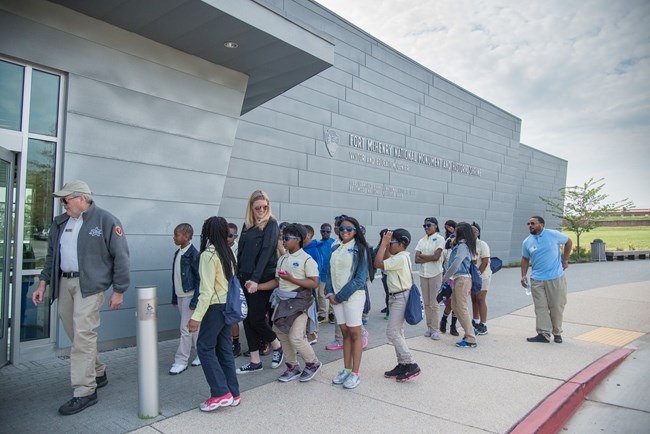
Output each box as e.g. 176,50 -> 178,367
383,251 -> 413,293
276,248 -> 319,292
415,233 -> 445,277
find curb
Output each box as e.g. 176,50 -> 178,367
509,347 -> 635,434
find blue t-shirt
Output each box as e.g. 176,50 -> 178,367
304,240 -> 326,280
522,228 -> 569,281
318,238 -> 335,283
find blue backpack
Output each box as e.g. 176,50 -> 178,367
224,276 -> 248,325
490,257 -> 503,274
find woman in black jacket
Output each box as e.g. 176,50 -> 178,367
236,190 -> 283,374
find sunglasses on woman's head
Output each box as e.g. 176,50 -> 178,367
282,235 -> 300,242
338,226 -> 356,233
254,205 -> 268,211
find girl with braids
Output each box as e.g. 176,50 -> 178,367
188,216 -> 240,411
441,222 -> 478,348
325,216 -> 371,389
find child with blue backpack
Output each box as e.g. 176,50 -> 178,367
188,217 -> 240,411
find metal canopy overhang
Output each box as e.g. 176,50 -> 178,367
48,0 -> 334,114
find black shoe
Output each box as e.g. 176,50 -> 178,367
396,363 -> 421,382
527,334 -> 550,343
380,307 -> 387,314
96,372 -> 108,389
328,313 -> 336,324
440,316 -> 447,334
477,323 -> 488,336
450,325 -> 459,336
384,364 -> 407,378
58,392 -> 98,415
554,335 -> 563,343
232,342 -> 241,357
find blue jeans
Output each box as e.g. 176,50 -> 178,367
197,304 -> 240,398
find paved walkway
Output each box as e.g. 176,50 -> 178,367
1,261 -> 648,433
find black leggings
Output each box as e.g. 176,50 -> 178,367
242,289 -> 277,352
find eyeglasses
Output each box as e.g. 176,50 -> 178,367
61,195 -> 80,205
320,229 -> 331,233
334,215 -> 347,221
423,223 -> 434,228
527,222 -> 536,226
389,240 -> 400,244
279,224 -> 287,229
282,235 -> 300,242
254,205 -> 268,212
228,233 -> 238,238
338,226 -> 356,233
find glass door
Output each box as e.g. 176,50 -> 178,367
0,147 -> 14,367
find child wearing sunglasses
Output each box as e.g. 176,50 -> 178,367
374,228 -> 421,382
271,224 -> 322,382
325,216 -> 370,389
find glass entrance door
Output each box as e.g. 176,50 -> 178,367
0,148 -> 14,367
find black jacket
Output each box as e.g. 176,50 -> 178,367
236,218 -> 280,284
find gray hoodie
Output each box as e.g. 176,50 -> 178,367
40,202 -> 131,300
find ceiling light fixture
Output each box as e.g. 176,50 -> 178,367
224,41 -> 238,49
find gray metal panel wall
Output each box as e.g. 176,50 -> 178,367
509,144 -> 568,262
1,1 -> 247,349
223,0 -> 549,265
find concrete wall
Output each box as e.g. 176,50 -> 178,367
1,0 -> 248,351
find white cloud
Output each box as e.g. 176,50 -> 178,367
314,0 -> 650,206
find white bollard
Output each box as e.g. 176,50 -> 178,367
136,286 -> 159,418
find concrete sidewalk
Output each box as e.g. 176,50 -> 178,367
1,261 -> 648,433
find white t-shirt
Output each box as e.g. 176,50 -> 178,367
415,233 -> 445,277
276,248 -> 319,292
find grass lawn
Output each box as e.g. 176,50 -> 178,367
564,226 -> 650,251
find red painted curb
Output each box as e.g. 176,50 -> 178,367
509,347 -> 635,434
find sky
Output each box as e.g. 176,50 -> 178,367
314,0 -> 650,208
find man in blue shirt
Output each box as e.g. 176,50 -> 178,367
520,216 -> 573,344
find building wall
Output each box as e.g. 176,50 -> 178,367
221,0 -> 566,264
1,0 -> 248,351
510,144 -> 568,259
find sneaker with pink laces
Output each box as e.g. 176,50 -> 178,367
325,339 -> 343,351
200,393 -> 233,412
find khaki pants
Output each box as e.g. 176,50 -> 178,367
274,313 -> 317,366
58,277 -> 105,397
531,275 -> 567,339
317,281 -> 329,318
386,290 -> 414,364
174,295 -> 199,366
420,274 -> 442,330
450,277 -> 476,344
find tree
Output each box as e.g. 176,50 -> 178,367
540,178 -> 634,262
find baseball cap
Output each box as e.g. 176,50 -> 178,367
392,228 -> 411,247
53,180 -> 92,197
424,217 -> 439,227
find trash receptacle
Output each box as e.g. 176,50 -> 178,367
591,239 -> 606,262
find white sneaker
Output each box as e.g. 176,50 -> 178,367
424,327 -> 433,338
191,356 -> 201,367
169,363 -> 187,375
431,330 -> 441,341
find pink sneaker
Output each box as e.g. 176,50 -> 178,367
200,393 -> 233,412
326,339 -> 343,351
362,330 -> 369,349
